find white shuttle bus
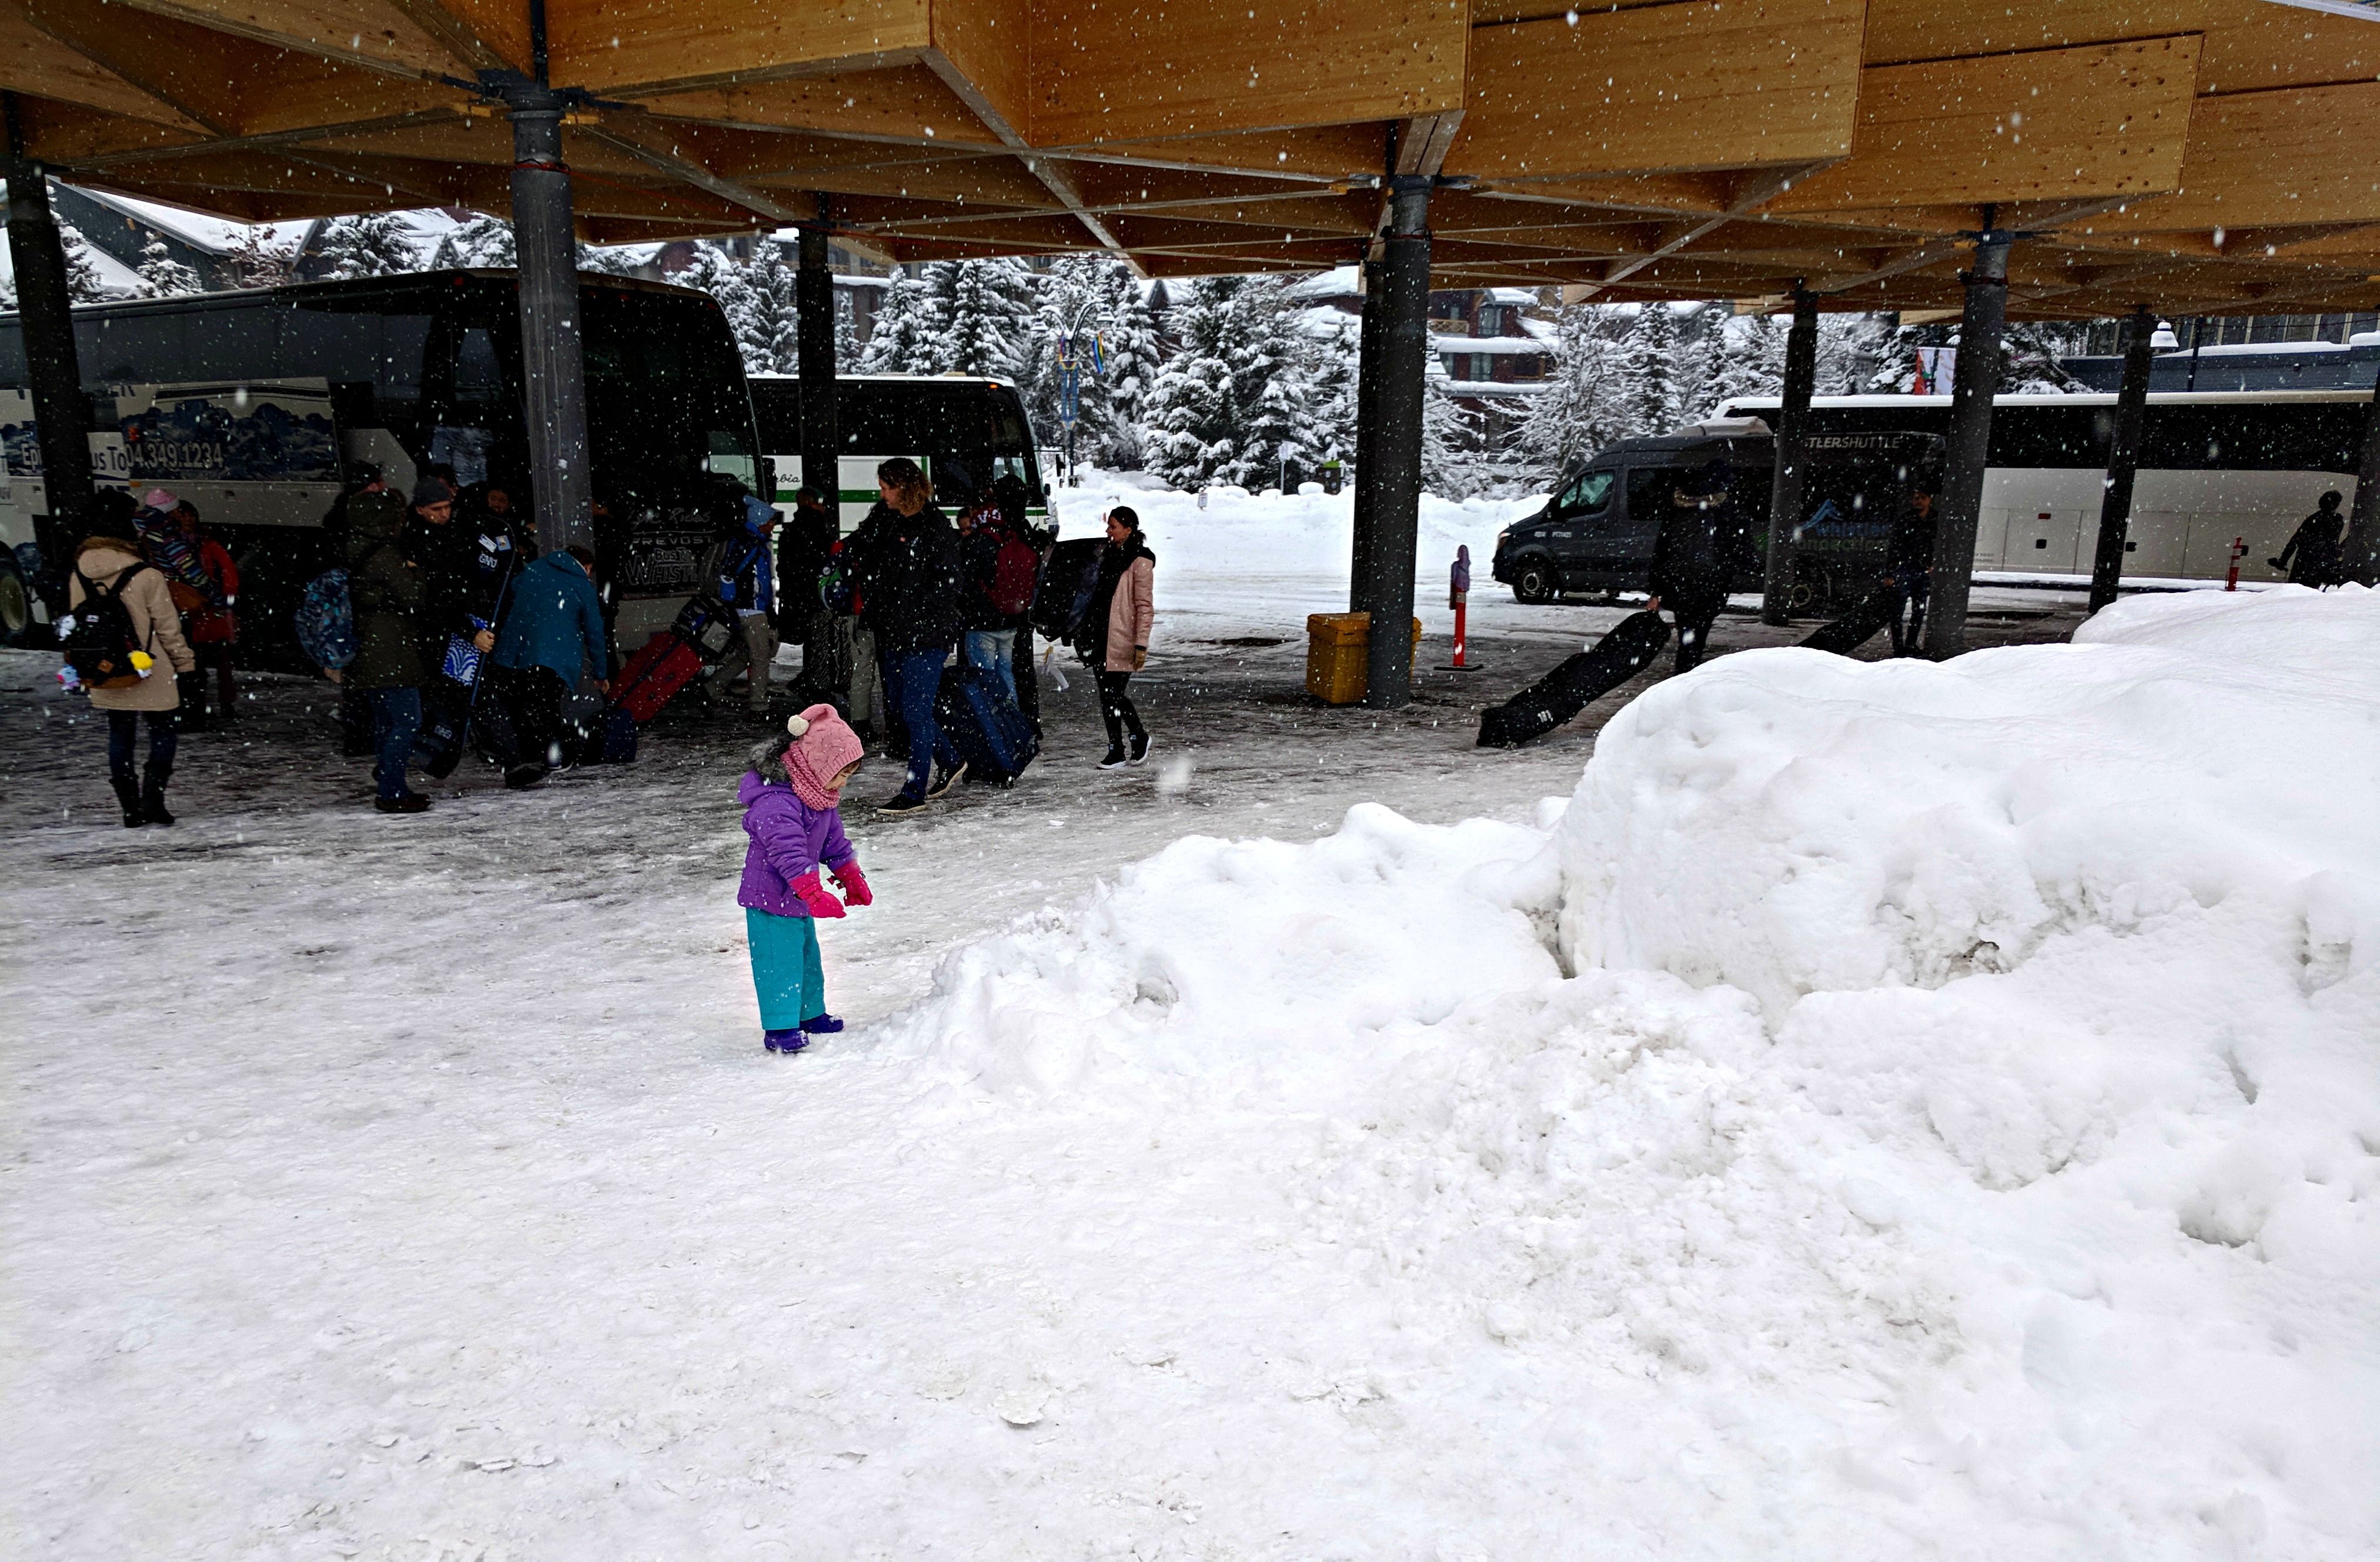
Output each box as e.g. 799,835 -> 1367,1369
1717,390 -> 2368,586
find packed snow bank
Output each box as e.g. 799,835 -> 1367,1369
890,584 -> 2380,1554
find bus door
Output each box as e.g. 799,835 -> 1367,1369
1613,466 -> 1674,581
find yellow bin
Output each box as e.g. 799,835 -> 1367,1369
1305,613 -> 1424,705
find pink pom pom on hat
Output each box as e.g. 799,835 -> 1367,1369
142,488 -> 179,512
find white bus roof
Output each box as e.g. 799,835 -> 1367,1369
747,372 -> 1013,390
1720,389 -> 2372,409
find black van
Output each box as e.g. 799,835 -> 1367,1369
1490,429 -> 1774,603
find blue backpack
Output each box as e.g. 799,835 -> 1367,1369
295,567 -> 356,670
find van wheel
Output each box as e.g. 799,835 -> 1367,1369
1789,567 -> 1835,616
0,552 -> 35,648
1512,556 -> 1559,604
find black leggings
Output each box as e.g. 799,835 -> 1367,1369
107,709 -> 178,783
1096,669 -> 1143,749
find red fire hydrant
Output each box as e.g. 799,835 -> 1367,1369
2225,535 -> 2248,591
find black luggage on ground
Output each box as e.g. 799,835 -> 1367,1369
1476,611 -> 1671,748
1798,584 -> 1898,656
934,662 -> 1039,785
412,676 -> 477,778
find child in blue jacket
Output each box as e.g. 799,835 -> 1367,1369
737,705 -> 871,1053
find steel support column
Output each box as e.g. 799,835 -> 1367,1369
1348,261 -> 1385,616
4,104 -> 93,598
2086,306 -> 2158,615
506,84 -> 593,559
1923,224 -> 2013,660
2346,356 -> 2380,587
1361,183 -> 1430,709
1759,285 -> 1819,625
795,215 -> 837,513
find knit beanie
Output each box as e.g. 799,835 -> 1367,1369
782,704 -> 865,809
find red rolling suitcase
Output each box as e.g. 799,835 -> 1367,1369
613,630 -> 706,723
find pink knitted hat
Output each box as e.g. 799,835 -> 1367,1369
782,704 -> 865,808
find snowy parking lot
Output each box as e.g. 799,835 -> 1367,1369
6,488 -> 2374,1560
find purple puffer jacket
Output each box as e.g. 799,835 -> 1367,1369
737,771 -> 855,917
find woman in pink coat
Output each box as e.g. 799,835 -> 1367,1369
1075,506 -> 1155,770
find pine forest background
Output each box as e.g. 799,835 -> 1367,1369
26,211 -> 2096,499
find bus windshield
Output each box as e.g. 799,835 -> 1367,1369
583,289 -> 759,495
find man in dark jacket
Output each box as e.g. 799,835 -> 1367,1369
343,488 -> 433,813
1649,461 -> 1732,675
489,545 -> 610,789
2270,490 -> 2346,588
848,457 -> 962,813
1885,480 -> 1939,656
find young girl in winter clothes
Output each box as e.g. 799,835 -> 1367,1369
738,704 -> 873,1053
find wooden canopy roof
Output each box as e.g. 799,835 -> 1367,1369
5,0 -> 2379,318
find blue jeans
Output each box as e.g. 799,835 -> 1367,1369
882,648 -> 960,799
370,686 -> 423,800
962,629 -> 1017,704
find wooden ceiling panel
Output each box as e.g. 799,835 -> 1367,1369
1028,0 -> 1466,147
548,0 -> 930,95
1764,38 -> 2200,212
634,64 -> 995,147
2197,0 -> 2380,95
1858,0 -> 2207,66
2089,82 -> 2380,235
0,7 -> 209,132
1058,123 -> 1389,181
1453,0 -> 1864,181
110,0 -> 463,81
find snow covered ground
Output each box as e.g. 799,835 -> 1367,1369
7,488 -> 2371,1560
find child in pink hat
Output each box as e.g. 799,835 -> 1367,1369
736,704 -> 872,1053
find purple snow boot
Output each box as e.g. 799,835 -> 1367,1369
764,1028 -> 809,1054
800,1013 -> 844,1035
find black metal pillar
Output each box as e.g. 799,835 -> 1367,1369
1361,182 -> 1430,709
4,100 -> 93,587
2086,306 -> 2158,615
1348,259 -> 1385,616
505,83 -> 593,558
795,213 -> 837,515
1759,285 -> 1819,625
1923,221 -> 2012,660
2345,358 -> 2380,587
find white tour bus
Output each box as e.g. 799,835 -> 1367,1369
1717,390 -> 2368,585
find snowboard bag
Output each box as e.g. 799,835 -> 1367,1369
1797,583 -> 1899,656
1476,611 -> 1670,749
670,592 -> 740,663
411,675 -> 477,779
613,630 -> 706,723
935,662 -> 1039,786
1029,538 -> 1104,642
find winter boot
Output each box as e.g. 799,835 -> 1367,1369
764,1027 -> 810,1054
110,774 -> 145,828
1127,731 -> 1152,766
141,763 -> 175,826
799,1013 -> 844,1035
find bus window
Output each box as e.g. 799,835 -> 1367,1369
582,291 -> 759,495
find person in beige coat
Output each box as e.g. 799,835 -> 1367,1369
67,508 -> 195,826
1076,505 -> 1156,769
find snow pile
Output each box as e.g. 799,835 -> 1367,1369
891,584 -> 2380,1554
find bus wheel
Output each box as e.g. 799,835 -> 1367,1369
0,552 -> 35,648
1789,568 -> 1833,616
1512,556 -> 1559,604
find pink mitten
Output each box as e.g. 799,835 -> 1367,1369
830,863 -> 873,907
790,872 -> 847,919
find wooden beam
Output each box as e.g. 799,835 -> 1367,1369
67,108 -> 469,171
1583,161 -> 1836,295
1453,0 -> 1864,182
1029,0 -> 1466,147
1395,111 -> 1463,178
1051,124 -> 1388,182
548,1 -> 931,97
0,8 -> 210,132
2198,0 -> 2380,95
1767,38 -> 2201,213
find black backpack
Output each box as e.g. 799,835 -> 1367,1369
63,563 -> 154,690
